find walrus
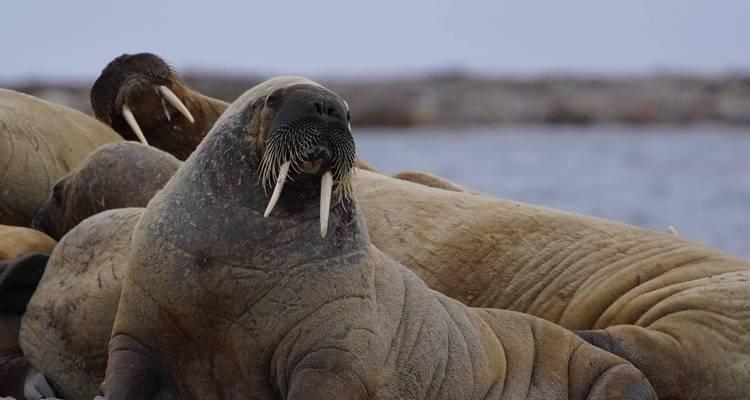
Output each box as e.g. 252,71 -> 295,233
89,53 -> 425,180
92,76 -> 654,400
90,53 -> 226,160
18,128 -> 750,399
0,226 -> 55,399
31,142 -> 181,240
355,170 -> 750,400
0,89 -> 123,227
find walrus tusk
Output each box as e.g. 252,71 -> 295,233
158,86 -> 195,123
122,106 -> 149,145
320,171 -> 333,238
263,161 -> 291,217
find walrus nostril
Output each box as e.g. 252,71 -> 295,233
313,102 -> 324,115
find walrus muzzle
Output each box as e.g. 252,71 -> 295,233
260,117 -> 355,238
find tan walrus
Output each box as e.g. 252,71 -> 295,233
0,89 -> 122,227
94,76 -> 654,400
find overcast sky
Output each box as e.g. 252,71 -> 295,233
2,0 -> 749,81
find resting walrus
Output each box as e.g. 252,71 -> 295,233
95,76 -> 654,400
90,53 -> 225,160
89,53 -> 428,178
0,89 -> 122,227
32,142 -> 180,240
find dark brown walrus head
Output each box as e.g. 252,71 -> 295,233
90,53 -> 226,160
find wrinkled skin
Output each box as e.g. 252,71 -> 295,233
98,77 -> 654,400
32,142 -> 180,240
0,89 -> 122,227
356,171 -> 750,400
0,225 -> 55,399
20,209 -> 140,400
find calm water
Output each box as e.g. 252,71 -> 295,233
355,125 -> 750,260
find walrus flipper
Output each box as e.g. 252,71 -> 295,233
99,334 -> 163,400
0,252 -> 49,315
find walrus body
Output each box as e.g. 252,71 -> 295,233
0,225 -> 56,261
32,142 -> 181,240
20,208 -> 141,400
97,77 -> 654,400
0,89 -> 122,227
356,169 -> 750,400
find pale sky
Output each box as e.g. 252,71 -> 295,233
2,0 -> 749,81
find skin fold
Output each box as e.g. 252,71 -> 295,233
95,76 -> 654,400
356,171 -> 750,400
0,89 -> 122,227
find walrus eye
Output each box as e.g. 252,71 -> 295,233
346,110 -> 351,122
265,93 -> 281,108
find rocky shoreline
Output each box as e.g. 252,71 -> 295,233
6,72 -> 750,127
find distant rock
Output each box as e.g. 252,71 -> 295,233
5,73 -> 750,127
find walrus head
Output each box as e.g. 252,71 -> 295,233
256,81 -> 355,236
162,76 -> 357,241
90,53 -> 196,148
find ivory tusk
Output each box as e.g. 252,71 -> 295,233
158,85 -> 195,123
264,161 -> 291,217
320,171 -> 333,238
122,106 -> 149,145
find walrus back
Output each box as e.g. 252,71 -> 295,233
0,89 -> 122,226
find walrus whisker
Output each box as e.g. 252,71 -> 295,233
121,106 -> 149,145
320,171 -> 333,238
263,160 -> 290,217
158,86 -> 195,123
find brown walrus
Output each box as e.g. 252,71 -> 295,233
90,53 -> 225,160
89,53 -> 409,178
96,76 -> 654,400
0,89 -> 122,227
31,142 -> 181,240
